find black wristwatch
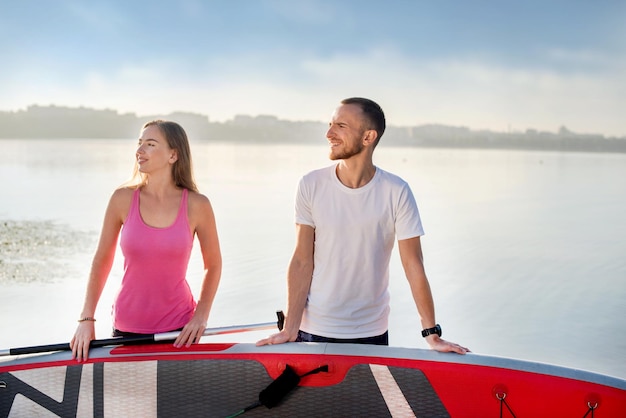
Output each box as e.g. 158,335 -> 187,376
421,324 -> 442,338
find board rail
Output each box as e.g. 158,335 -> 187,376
1,343 -> 625,417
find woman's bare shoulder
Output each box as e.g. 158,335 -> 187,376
187,190 -> 212,206
110,186 -> 135,201
105,187 -> 136,217
187,190 -> 216,225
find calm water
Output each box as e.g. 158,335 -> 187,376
1,138 -> 625,379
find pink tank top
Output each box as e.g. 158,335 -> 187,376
114,187 -> 195,333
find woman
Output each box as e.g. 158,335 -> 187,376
70,120 -> 222,362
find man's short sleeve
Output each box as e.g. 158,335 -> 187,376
294,176 -> 315,227
395,183 -> 424,240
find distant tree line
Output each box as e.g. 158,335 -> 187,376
1,105 -> 625,153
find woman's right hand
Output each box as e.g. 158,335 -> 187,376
70,321 -> 96,362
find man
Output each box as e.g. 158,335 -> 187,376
257,98 -> 468,354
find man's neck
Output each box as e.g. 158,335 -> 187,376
335,158 -> 376,189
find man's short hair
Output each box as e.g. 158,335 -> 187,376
341,97 -> 386,144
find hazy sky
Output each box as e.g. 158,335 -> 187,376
1,0 -> 625,136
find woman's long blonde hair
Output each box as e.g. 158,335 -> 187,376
125,120 -> 199,192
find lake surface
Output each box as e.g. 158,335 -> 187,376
1,138 -> 625,379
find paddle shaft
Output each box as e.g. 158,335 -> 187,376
1,311 -> 284,357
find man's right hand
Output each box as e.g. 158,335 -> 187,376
256,329 -> 297,346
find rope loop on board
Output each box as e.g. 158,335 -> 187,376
492,385 -> 601,418
492,384 -> 517,418
581,392 -> 601,418
581,400 -> 598,418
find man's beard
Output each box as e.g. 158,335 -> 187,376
329,141 -> 364,160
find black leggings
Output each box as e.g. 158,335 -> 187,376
112,328 -> 183,338
296,330 -> 389,345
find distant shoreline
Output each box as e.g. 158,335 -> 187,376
2,105 -> 625,153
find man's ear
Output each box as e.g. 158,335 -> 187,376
363,130 -> 378,145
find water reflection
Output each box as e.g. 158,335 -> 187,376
0,220 -> 96,283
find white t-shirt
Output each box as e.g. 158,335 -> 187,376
296,164 -> 424,338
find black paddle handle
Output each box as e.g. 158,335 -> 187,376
8,335 -> 157,356
5,311 -> 285,356
276,310 -> 285,331
9,343 -> 71,356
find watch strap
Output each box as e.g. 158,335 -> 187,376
421,324 -> 442,338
